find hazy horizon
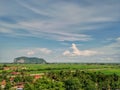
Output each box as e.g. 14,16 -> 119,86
0,0 -> 120,63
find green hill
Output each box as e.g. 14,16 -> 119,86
14,56 -> 47,64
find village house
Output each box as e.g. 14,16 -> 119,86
1,80 -> 6,89
11,72 -> 20,75
16,82 -> 24,90
3,66 -> 10,70
12,82 -> 24,90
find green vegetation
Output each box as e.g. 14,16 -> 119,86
0,63 -> 120,75
0,63 -> 120,89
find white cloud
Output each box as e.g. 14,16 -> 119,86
94,37 -> 120,55
18,20 -> 92,41
1,0 -> 120,63
63,43 -> 97,56
18,48 -> 52,56
1,0 -> 120,42
0,28 -> 13,33
27,50 -> 35,56
105,57 -> 113,61
63,50 -> 71,56
37,48 -> 52,54
16,0 -> 51,17
116,37 -> 120,42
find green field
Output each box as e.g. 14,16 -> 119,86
0,63 -> 120,75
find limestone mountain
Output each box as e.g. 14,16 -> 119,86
14,56 -> 47,64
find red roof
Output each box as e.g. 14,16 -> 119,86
11,72 -> 20,75
10,77 -> 14,81
34,75 -> 41,79
1,80 -> 6,85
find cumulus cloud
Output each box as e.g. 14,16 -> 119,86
63,43 -> 97,56
63,50 -> 71,56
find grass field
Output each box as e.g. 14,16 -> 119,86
0,63 -> 120,75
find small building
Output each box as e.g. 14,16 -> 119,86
1,80 -> 6,89
10,66 -> 18,71
10,77 -> 14,83
3,66 -> 10,70
34,75 -> 41,79
15,82 -> 24,90
11,72 -> 20,75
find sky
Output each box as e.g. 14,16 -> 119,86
0,0 -> 120,63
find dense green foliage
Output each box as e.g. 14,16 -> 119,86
0,64 -> 120,89
1,70 -> 120,90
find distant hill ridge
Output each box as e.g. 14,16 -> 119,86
14,56 -> 47,64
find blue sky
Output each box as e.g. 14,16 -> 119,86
0,0 -> 120,63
